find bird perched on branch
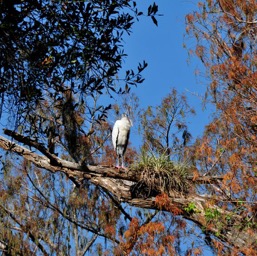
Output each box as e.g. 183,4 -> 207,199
112,114 -> 132,169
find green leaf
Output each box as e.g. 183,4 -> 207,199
151,16 -> 158,26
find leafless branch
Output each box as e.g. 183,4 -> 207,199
0,133 -> 256,252
81,234 -> 98,256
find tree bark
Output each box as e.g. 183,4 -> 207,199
0,133 -> 256,253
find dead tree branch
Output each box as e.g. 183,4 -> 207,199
0,133 -> 256,252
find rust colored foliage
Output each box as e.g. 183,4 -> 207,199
119,217 -> 176,255
155,193 -> 183,215
186,0 -> 257,252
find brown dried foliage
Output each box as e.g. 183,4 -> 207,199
186,0 -> 257,252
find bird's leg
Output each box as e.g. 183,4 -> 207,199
121,156 -> 125,169
115,157 -> 120,169
121,156 -> 128,170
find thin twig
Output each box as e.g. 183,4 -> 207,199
81,234 -> 98,256
104,189 -> 132,221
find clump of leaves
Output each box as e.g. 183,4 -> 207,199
131,152 -> 191,197
205,208 -> 221,223
184,202 -> 200,214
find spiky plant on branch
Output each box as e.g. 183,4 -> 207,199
131,151 -> 192,198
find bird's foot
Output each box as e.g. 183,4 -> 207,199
114,165 -> 128,171
121,166 -> 128,171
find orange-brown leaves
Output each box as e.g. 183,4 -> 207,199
155,193 -> 183,215
186,13 -> 195,24
122,218 -> 140,253
184,0 -> 257,252
193,247 -> 203,256
187,0 -> 257,222
99,145 -> 116,166
218,0 -> 236,14
120,217 -> 176,255
104,225 -> 116,237
138,221 -> 165,236
212,239 -> 224,255
250,115 -> 257,124
229,178 -> 241,194
195,45 -> 206,62
124,218 -> 140,239
124,147 -> 138,166
241,247 -> 257,256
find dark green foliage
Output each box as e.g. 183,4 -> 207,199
0,0 -> 153,123
0,0 -> 158,162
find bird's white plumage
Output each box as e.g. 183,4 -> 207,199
112,120 -> 130,149
112,114 -> 131,168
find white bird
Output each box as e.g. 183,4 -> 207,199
112,114 -> 132,169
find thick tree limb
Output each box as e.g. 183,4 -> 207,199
1,131 -> 223,184
0,134 -> 256,253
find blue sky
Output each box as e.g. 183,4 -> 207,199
0,1 -> 213,147
117,0 -> 214,145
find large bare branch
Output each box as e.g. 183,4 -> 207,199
0,134 -> 256,252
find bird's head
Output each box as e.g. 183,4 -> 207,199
121,113 -> 133,127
